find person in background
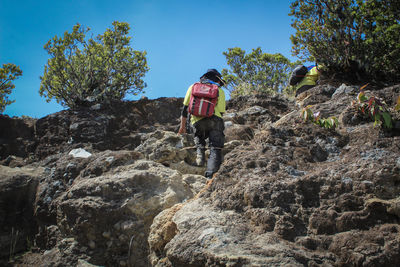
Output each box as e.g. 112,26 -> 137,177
294,64 -> 320,97
178,69 -> 226,178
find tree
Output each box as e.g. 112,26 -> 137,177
40,21 -> 149,108
289,0 -> 400,83
221,47 -> 300,97
0,63 -> 22,113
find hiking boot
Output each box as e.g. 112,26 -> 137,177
206,147 -> 222,173
204,171 -> 214,179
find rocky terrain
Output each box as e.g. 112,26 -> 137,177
0,82 -> 399,267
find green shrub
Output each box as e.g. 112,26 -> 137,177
289,0 -> 400,82
0,63 -> 22,113
221,47 -> 301,97
40,21 -> 149,108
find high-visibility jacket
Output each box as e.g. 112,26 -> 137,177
183,84 -> 226,125
294,66 -> 320,91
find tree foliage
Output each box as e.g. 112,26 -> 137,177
221,47 -> 299,97
40,21 -> 149,108
0,63 -> 22,113
289,0 -> 400,82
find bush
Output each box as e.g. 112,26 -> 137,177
40,21 -> 149,108
221,47 -> 300,97
289,0 -> 400,83
0,63 -> 22,113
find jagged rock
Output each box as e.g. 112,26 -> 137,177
69,148 -> 92,158
0,115 -> 36,162
227,94 -> 293,118
0,98 -> 183,162
1,83 -> 399,266
0,166 -> 43,261
15,149 -> 206,266
332,83 -> 357,99
0,155 -> 26,167
13,236 -> 93,267
150,198 -> 336,266
224,123 -> 254,142
135,131 -> 194,164
148,203 -> 183,265
54,159 -> 205,266
169,161 -> 205,176
296,84 -> 338,108
181,174 -> 209,193
148,84 -> 400,266
133,130 -> 210,175
33,150 -> 143,228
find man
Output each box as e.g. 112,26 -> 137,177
178,69 -> 226,178
294,65 -> 320,97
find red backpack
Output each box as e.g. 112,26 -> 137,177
188,82 -> 219,117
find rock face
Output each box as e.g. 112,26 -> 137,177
56,159 -> 199,266
0,97 -> 183,163
149,85 -> 400,266
1,85 -> 400,266
0,116 -> 36,165
0,166 -> 42,260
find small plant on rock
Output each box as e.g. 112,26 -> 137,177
352,84 -> 393,129
301,106 -> 339,129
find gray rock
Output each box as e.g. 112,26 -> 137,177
56,160 -> 203,266
0,166 -> 42,258
2,84 -> 400,267
134,130 -> 197,169
332,83 -> 357,98
69,148 -> 92,158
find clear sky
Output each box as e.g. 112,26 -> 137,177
1,0 -> 297,118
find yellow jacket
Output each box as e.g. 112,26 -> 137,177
183,84 -> 226,125
294,66 -> 320,90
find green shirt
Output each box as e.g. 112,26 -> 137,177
183,83 -> 226,124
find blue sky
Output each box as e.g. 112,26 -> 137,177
1,0 -> 297,118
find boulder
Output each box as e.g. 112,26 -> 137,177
56,160 -> 205,266
0,115 -> 36,162
0,166 -> 42,260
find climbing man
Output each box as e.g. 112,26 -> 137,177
289,64 -> 321,97
178,69 -> 226,178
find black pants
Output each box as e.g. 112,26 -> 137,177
192,116 -> 225,177
295,85 -> 315,97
